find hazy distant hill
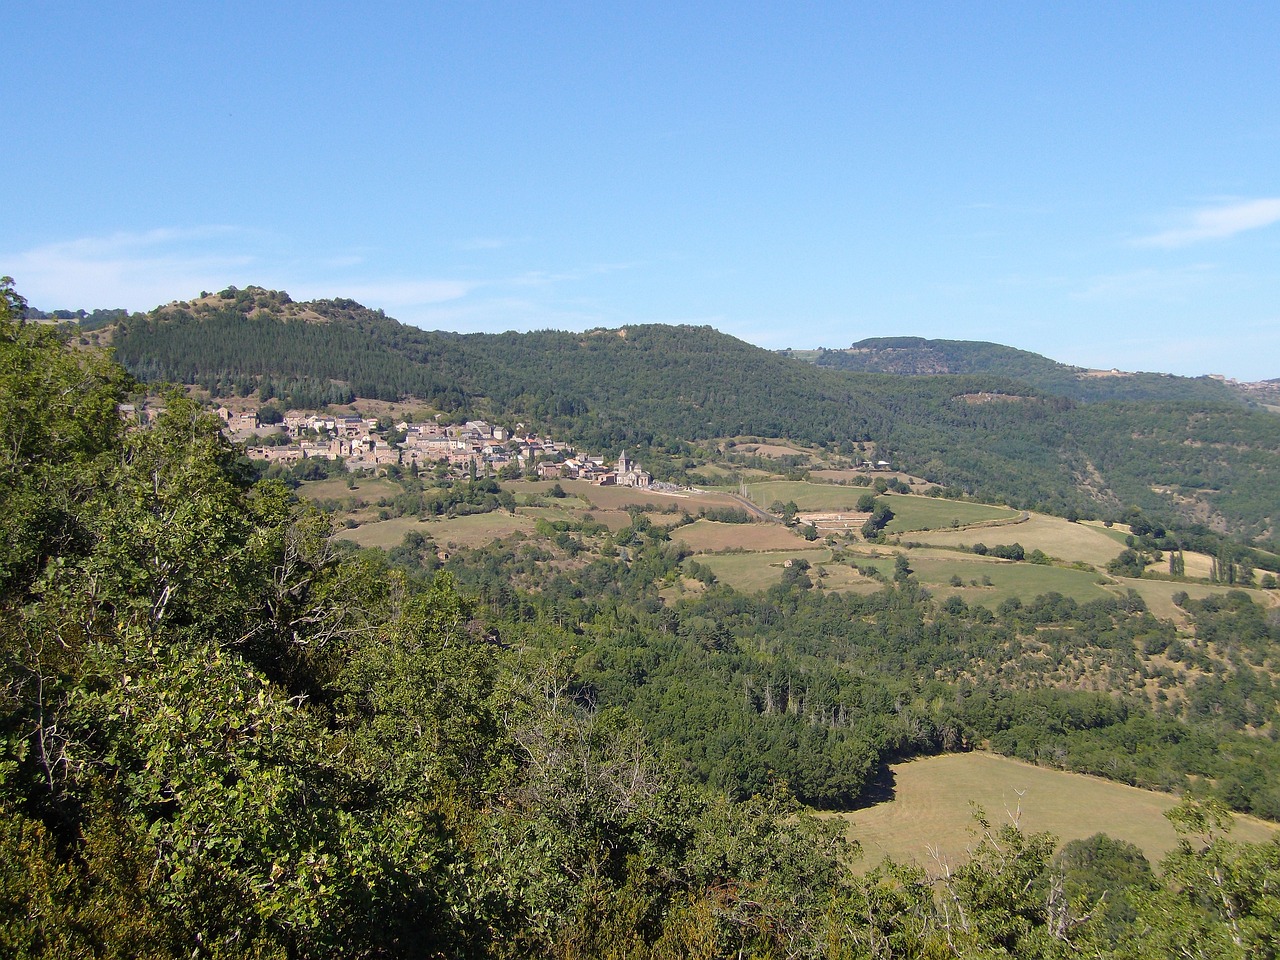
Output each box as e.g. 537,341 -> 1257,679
91,287 -> 1280,540
799,337 -> 1243,405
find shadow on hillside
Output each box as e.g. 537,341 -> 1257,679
852,763 -> 898,808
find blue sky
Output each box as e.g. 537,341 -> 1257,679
5,2 -> 1279,379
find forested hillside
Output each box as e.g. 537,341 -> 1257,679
100,287 -> 1280,541
803,337 -> 1246,404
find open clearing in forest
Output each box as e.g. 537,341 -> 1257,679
1145,550 -> 1217,581
695,549 -> 836,593
905,513 -> 1124,568
295,477 -> 401,504
674,519 -> 809,553
732,480 -> 872,512
1108,576 -> 1275,622
336,512 -> 534,550
834,550 -> 1114,607
909,558 -> 1115,606
882,495 -> 1019,533
834,752 -> 1278,871
733,442 -> 812,458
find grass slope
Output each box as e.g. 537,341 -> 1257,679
882,495 -> 1020,533
837,752 -> 1278,871
902,513 -> 1124,567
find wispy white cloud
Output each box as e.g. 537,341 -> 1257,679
336,280 -> 476,307
3,227 -> 256,309
1075,264 -> 1217,301
4,229 -> 647,338
1135,198 -> 1280,248
2,228 -> 483,313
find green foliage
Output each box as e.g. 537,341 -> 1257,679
812,335 -> 1242,405
1130,798 -> 1280,959
1053,833 -> 1156,944
861,499 -> 894,539
0,278 -> 133,599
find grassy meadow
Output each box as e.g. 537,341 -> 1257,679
734,480 -> 872,511
1109,576 -> 1274,623
335,512 -> 536,550
902,512 -> 1124,567
673,519 -> 812,553
909,557 -> 1114,606
293,476 -> 403,503
695,549 -> 838,593
882,495 -> 1020,533
836,753 -> 1279,871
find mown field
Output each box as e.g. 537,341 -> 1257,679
909,557 -> 1114,606
732,441 -> 811,458
732,480 -> 872,512
294,476 -> 402,505
1108,575 -> 1275,622
882,495 -> 1020,533
898,512 -> 1119,564
335,512 -> 536,550
673,519 -> 810,553
693,549 -> 851,593
836,752 -> 1279,871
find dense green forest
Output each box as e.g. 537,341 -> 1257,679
434,522 -> 1280,820
7,278 -> 1280,957
804,337 -> 1246,404
101,287 -> 1280,541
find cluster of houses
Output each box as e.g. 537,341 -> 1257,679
232,407 -> 654,486
533,449 -> 654,488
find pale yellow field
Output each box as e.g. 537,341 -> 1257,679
906,513 -> 1125,568
335,512 -> 534,550
834,753 -> 1278,871
673,519 -> 811,553
1180,551 -> 1217,579
696,549 -> 835,592
1142,550 -> 1217,580
733,480 -> 872,512
1108,576 -> 1275,622
735,442 -> 812,458
295,477 -> 401,503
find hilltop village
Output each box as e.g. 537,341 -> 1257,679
231,407 -> 662,488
